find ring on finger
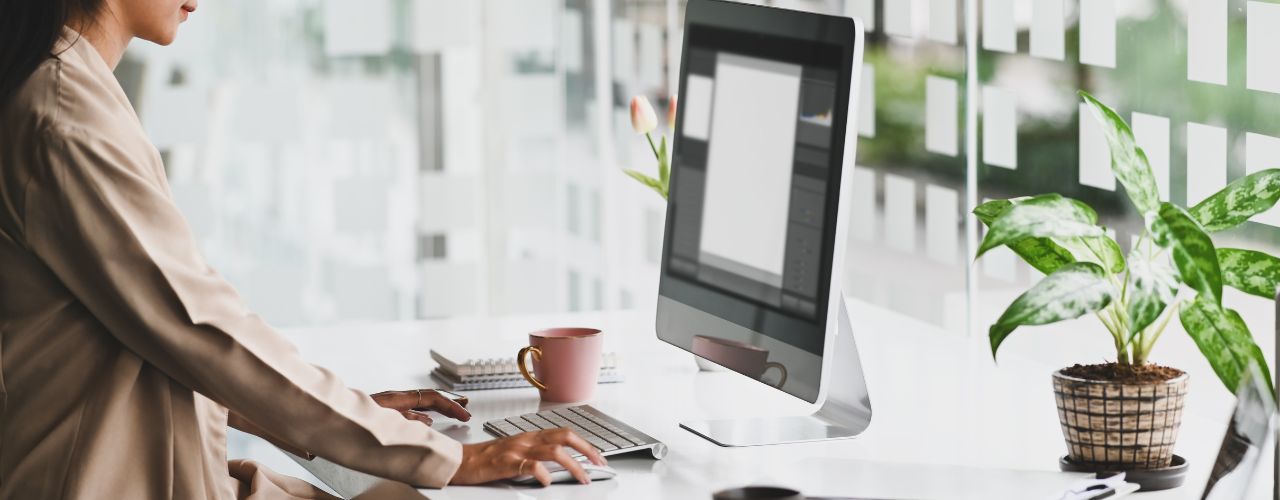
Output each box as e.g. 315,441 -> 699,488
518,458 -> 529,475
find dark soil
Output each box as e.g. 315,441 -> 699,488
1061,362 -> 1185,383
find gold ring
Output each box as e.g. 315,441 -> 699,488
415,389 -> 422,409
518,458 -> 528,475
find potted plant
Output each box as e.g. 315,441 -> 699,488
974,91 -> 1277,475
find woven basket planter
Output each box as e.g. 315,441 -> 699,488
1052,368 -> 1189,469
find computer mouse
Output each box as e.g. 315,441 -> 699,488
510,462 -> 617,485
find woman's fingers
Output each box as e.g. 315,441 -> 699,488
528,460 -> 553,487
538,428 -> 606,466
417,390 -> 471,421
532,444 -> 590,484
450,430 -> 603,487
402,409 -> 433,426
370,389 -> 472,422
369,390 -> 409,410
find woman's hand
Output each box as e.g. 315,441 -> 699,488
369,389 -> 471,426
449,428 -> 607,487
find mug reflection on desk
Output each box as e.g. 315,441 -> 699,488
691,335 -> 788,389
517,328 -> 603,402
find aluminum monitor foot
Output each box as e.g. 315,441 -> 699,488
681,297 -> 873,447
680,416 -> 863,447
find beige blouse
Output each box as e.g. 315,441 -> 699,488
0,30 -> 462,499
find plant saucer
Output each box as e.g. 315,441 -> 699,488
1059,454 -> 1187,492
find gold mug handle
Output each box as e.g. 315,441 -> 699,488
517,346 -> 548,391
763,362 -> 788,389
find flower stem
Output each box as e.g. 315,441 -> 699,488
645,132 -> 661,160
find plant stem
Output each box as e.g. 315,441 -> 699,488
645,132 -> 661,160
1120,268 -> 1130,305
1138,300 -> 1181,361
1098,311 -> 1129,364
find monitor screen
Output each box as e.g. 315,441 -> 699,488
657,11 -> 855,404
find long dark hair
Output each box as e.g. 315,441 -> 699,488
0,0 -> 103,109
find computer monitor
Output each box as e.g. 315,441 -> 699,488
1202,363 -> 1276,499
656,0 -> 871,446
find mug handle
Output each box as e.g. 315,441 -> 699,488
763,362 -> 788,389
517,346 -> 548,390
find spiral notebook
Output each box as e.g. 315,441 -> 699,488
429,348 -> 620,377
429,367 -> 625,391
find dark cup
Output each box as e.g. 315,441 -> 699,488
712,486 -> 805,500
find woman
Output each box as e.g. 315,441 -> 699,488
0,1 -> 604,498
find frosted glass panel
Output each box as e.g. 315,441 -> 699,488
983,0 -> 1016,53
1078,102 -> 1114,191
1030,0 -> 1064,60
1131,112 -> 1170,202
858,65 -> 876,138
982,85 -> 1017,170
1186,122 -> 1227,206
884,174 -> 918,253
324,0 -> 393,56
1078,0 -> 1115,68
924,184 -> 960,265
925,76 -> 959,156
929,0 -> 958,44
847,0 -> 968,330
1247,133 -> 1280,227
411,0 -> 479,51
1248,2 -> 1280,94
1187,0 -> 1227,85
884,0 -> 914,37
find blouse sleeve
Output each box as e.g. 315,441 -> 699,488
23,125 -> 462,488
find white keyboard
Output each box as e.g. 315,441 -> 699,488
483,404 -> 668,459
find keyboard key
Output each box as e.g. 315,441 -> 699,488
492,422 -> 521,436
543,412 -> 574,428
508,417 -> 539,433
523,413 -> 559,430
597,433 -> 633,449
583,435 -> 619,452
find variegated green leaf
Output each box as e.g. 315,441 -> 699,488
989,262 -> 1113,359
624,169 -> 667,199
1125,240 -> 1178,334
1189,169 -> 1280,232
973,199 -> 1014,225
1218,247 -> 1280,298
976,194 -> 1103,257
1058,235 -> 1125,274
973,198 -> 1075,275
1079,91 -> 1161,215
1180,297 -> 1275,394
1148,202 -> 1222,305
1007,238 -> 1076,275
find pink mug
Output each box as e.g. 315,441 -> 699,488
517,328 -> 603,402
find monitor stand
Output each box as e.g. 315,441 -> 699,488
680,297 -> 873,446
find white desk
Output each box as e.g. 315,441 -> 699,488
230,299 -> 1274,499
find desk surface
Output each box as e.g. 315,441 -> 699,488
231,299 -> 1273,499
